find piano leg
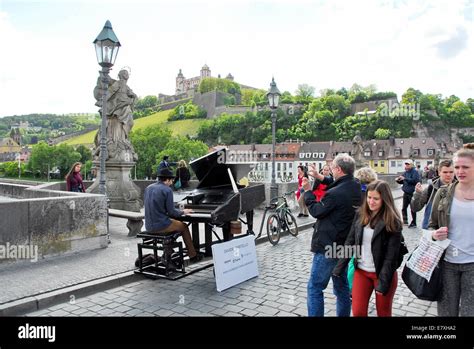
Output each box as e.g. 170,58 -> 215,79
205,224 -> 213,256
191,223 -> 200,253
222,222 -> 231,242
246,210 -> 255,235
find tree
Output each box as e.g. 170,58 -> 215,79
466,98 -> 474,114
280,91 -> 294,104
295,84 -> 315,104
374,128 -> 391,139
27,141 -> 55,178
75,144 -> 92,164
54,143 -> 81,177
448,101 -> 472,127
401,88 -> 423,105
130,125 -> 173,179
155,137 -> 208,172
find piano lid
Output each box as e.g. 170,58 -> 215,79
190,148 -> 256,189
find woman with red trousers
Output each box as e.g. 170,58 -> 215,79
333,180 -> 403,316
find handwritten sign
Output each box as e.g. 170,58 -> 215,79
211,234 -> 259,292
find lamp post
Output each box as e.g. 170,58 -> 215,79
266,77 -> 281,203
93,20 -> 121,195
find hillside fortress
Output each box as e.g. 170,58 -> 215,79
175,64 -> 234,94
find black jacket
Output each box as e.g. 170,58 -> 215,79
333,218 -> 402,295
304,174 -> 361,254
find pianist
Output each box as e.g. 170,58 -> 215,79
144,168 -> 203,263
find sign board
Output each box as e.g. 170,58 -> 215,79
211,234 -> 259,292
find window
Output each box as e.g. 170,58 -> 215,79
288,163 -> 292,169
394,148 -> 401,156
427,149 -> 434,156
413,149 -> 420,156
397,161 -> 403,167
305,153 -> 311,158
378,150 -> 384,157
313,152 -> 318,158
277,163 -> 281,171
364,150 -> 371,157
283,163 -> 287,171
374,162 -> 378,167
319,152 -> 325,159
391,161 -> 396,167
381,161 -> 385,167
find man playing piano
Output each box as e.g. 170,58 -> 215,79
144,168 -> 203,263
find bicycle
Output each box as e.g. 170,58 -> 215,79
254,191 -> 299,245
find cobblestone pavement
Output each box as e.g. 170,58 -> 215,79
25,197 -> 437,317
0,208 -> 314,306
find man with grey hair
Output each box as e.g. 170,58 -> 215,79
302,153 -> 361,317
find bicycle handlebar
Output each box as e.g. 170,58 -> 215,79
269,191 -> 295,204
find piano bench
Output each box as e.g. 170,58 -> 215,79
135,231 -> 185,279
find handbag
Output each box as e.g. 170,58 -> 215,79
174,178 -> 181,190
402,252 -> 444,301
347,257 -> 355,292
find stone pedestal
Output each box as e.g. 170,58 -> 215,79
88,160 -> 142,212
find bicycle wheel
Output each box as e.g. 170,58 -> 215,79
282,211 -> 299,237
266,213 -> 281,245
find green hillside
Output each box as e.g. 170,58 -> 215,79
63,110 -> 207,145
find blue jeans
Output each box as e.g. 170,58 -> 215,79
422,201 -> 433,229
307,252 -> 351,317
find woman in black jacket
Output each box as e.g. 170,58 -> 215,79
175,160 -> 191,189
333,180 -> 403,317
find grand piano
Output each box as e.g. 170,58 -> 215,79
176,148 -> 265,256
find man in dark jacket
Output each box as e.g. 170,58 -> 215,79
395,159 -> 420,228
303,153 -> 361,317
157,155 -> 177,174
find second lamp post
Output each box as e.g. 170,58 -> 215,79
266,77 -> 281,203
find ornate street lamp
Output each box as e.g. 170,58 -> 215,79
266,77 -> 281,203
93,20 -> 121,195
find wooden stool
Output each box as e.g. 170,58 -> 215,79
135,231 -> 185,279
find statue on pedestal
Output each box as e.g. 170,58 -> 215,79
93,68 -> 138,162
89,68 -> 141,211
351,131 -> 367,169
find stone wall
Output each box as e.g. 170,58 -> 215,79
0,181 -> 108,261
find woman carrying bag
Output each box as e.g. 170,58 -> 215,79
333,180 -> 403,317
175,160 -> 191,190
428,144 -> 474,316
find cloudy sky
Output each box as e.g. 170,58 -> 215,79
0,0 -> 472,117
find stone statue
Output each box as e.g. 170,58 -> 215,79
351,132 -> 366,169
352,132 -> 363,160
93,69 -> 137,162
89,68 -> 142,211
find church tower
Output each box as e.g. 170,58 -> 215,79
200,64 -> 211,79
176,69 -> 185,94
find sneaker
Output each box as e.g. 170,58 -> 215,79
190,253 -> 204,264
297,213 -> 304,217
303,214 -> 309,217
408,222 -> 417,228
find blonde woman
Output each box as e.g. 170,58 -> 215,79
429,144 -> 474,316
175,160 -> 191,189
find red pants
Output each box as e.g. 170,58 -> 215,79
352,268 -> 398,317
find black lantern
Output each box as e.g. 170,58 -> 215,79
266,77 -> 281,109
93,20 -> 121,68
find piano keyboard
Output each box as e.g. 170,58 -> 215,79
185,213 -> 212,219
